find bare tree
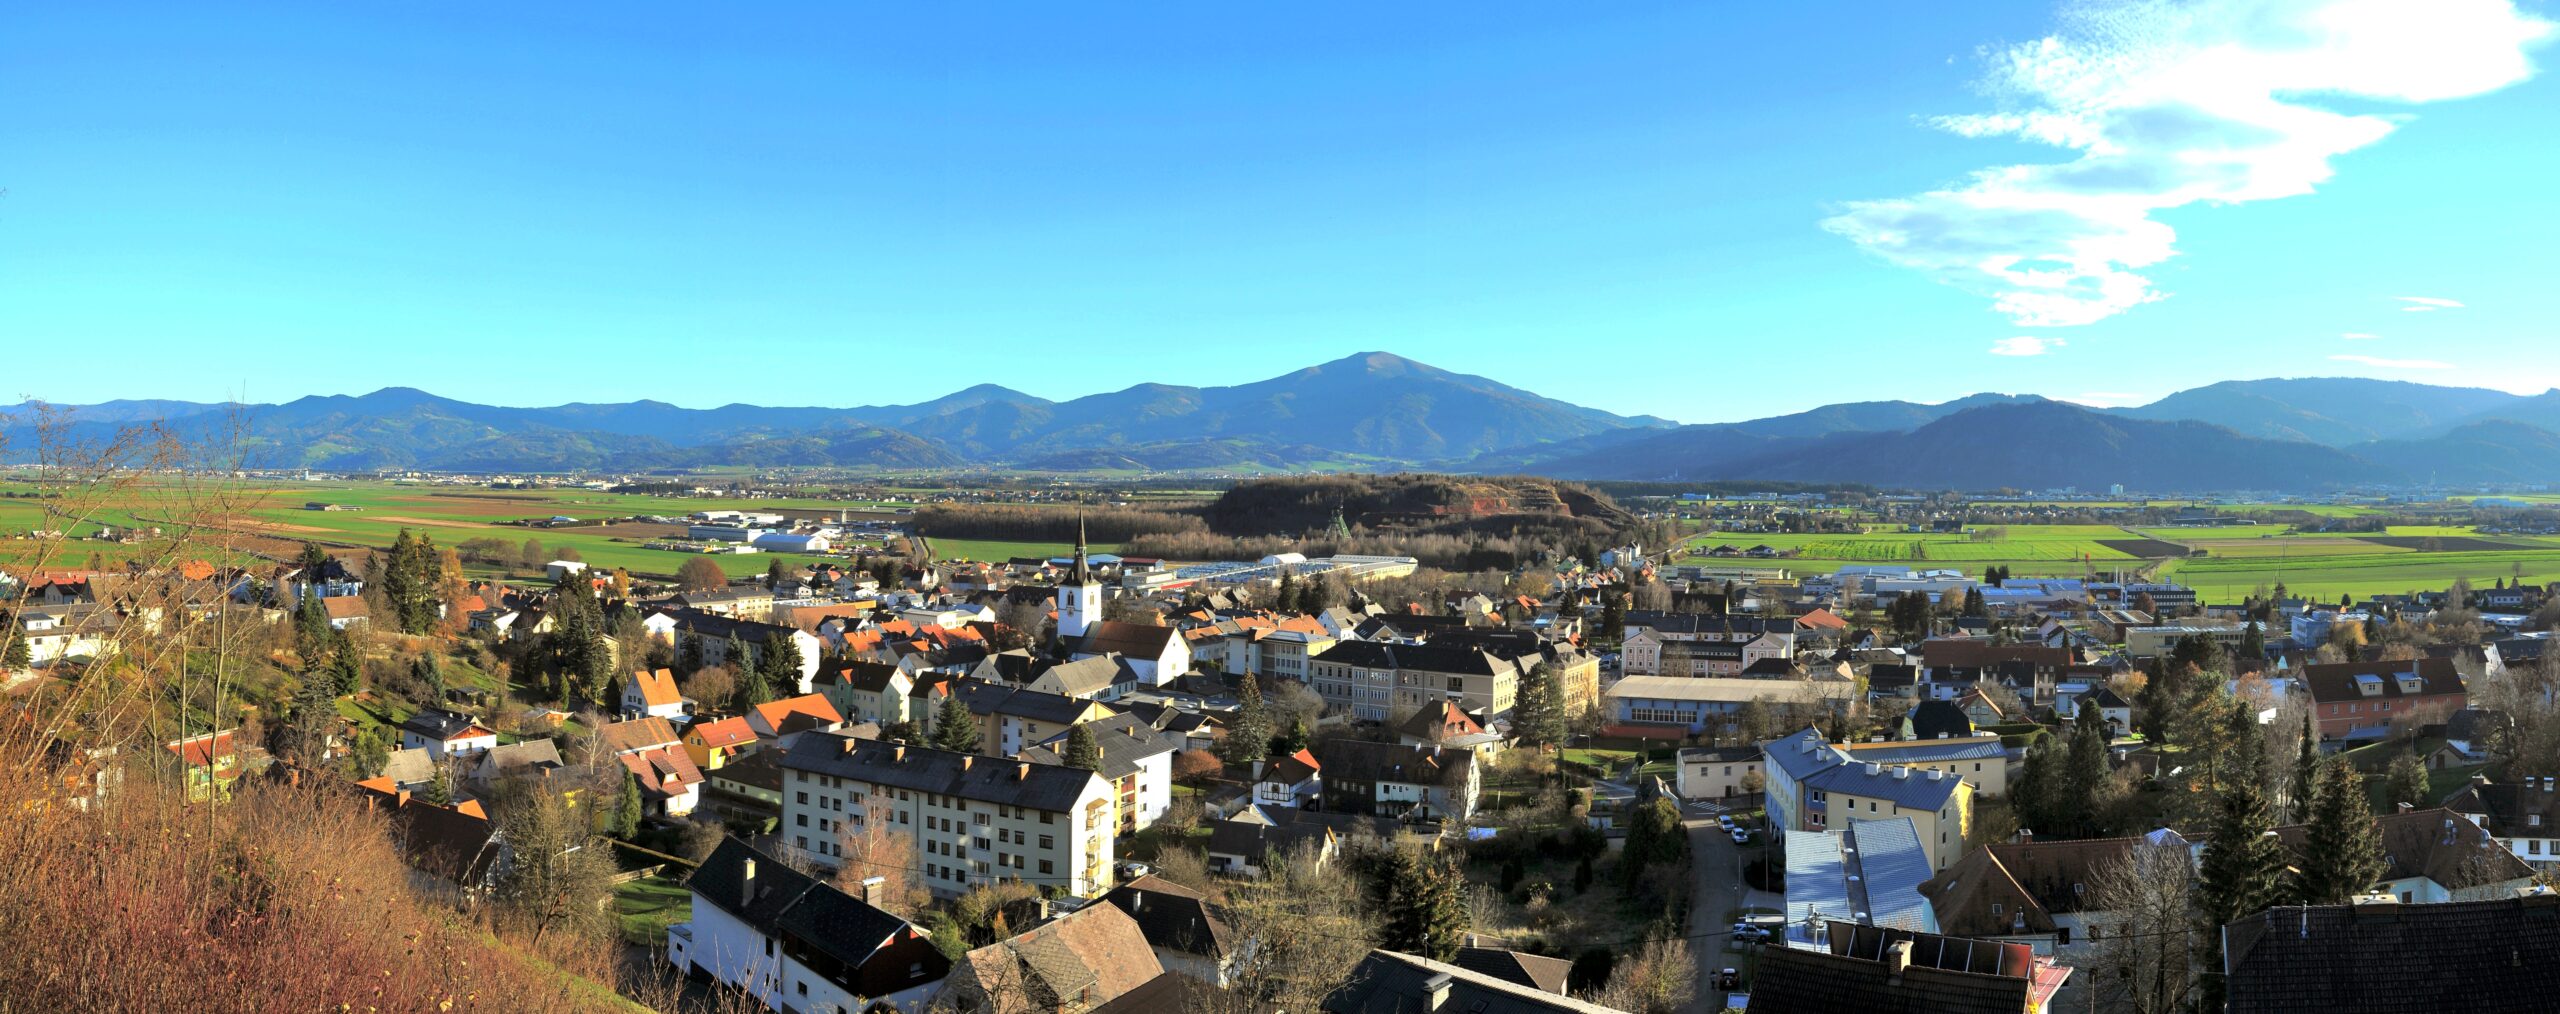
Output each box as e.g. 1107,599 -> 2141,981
2085,842 -> 2198,1014
834,814 -> 928,918
1192,842 -> 1380,1014
1585,936 -> 1696,1014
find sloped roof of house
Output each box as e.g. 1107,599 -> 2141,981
401,708 -> 492,743
386,797 -> 500,886
320,595 -> 369,620
687,837 -> 946,996
2301,657 -> 2465,705
2270,806 -> 2532,891
782,734 -> 1103,814
947,901 -> 1163,1014
1748,924 -> 2049,1014
1021,714 -> 1177,780
1393,699 -> 1485,743
616,744 -> 705,800
1036,653 -> 1129,698
1312,739 -> 1474,791
1080,620 -> 1179,658
630,668 -> 682,708
685,716 -> 757,750
752,694 -> 844,736
473,739 -> 562,781
597,716 -> 682,755
166,730 -> 238,768
1324,950 -> 1621,1013
1100,874 -> 1233,960
2224,894 -> 2560,1012
1450,947 -> 1575,996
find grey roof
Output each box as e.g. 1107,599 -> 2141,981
400,707 -> 484,741
1022,714 -> 1177,780
1038,653 -> 1129,697
1311,640 -> 1517,676
686,837 -> 946,994
1323,950 -> 1620,1013
472,739 -> 562,781
1764,727 -> 1844,783
1905,700 -> 1973,740
949,679 -> 1102,726
1100,874 -> 1233,959
1803,758 -> 1965,811
1837,737 -> 2004,765
1848,817 -> 1937,931
1312,738 -> 1475,791
781,733 -> 1105,813
380,747 -> 436,787
2225,895 -> 2560,1012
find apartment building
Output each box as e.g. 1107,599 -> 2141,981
780,734 -> 1117,899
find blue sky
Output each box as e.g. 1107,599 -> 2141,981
5,1 -> 2555,423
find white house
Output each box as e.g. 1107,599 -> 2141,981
399,708 -> 498,761
671,838 -> 951,1013
623,667 -> 687,721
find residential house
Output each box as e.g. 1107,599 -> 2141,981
672,837 -> 951,1014
165,729 -> 247,801
399,708 -> 497,761
779,735 -> 1117,899
1073,620 -> 1192,687
1676,744 -> 1764,801
749,694 -> 846,751
2301,657 -> 2468,742
1619,611 -> 1795,678
1307,640 -> 1524,724
1393,699 -> 1504,758
465,739 -> 564,794
2272,806 -> 2535,904
1746,922 -> 2071,1014
1323,951 -> 1621,1014
600,716 -> 704,817
1020,713 -> 1177,835
1763,728 -> 1975,871
939,681 -> 1116,758
1834,735 -> 2009,798
1921,835 -> 2164,952
684,716 -> 760,771
2222,894 -> 2560,1013
1785,817 -> 1939,942
1205,805 -> 1359,877
320,595 -> 370,630
1310,739 -> 1478,823
1100,875 -> 1241,986
360,784 -> 502,901
935,902 -> 1166,1014
2055,686 -> 2132,736
1902,700 -> 1975,741
2446,774 -> 2560,868
1450,947 -> 1575,996
818,661 -> 915,726
1026,653 -> 1140,703
623,667 -> 686,720
1250,748 -> 1322,810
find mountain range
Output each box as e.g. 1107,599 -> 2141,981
7,353 -> 2558,491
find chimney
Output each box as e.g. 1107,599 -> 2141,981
1422,972 -> 1454,1009
1865,763 -> 1883,776
1884,940 -> 1913,983
961,755 -> 973,771
894,745 -> 906,762
741,859 -> 758,908
2397,802 -> 2414,814
841,736 -> 858,755
1018,762 -> 1031,780
1894,767 -> 1910,780
1927,768 -> 1945,781
859,875 -> 886,907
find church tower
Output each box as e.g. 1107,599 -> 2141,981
1056,515 -> 1103,640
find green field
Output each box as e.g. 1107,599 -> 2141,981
0,480 -> 880,579
925,537 -> 1125,564
1675,520 -> 2560,602
613,874 -> 692,945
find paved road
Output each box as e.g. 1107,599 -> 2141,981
1685,809 -> 1746,1013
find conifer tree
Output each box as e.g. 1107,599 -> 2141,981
611,770 -> 644,839
1512,662 -> 1569,747
931,694 -> 981,754
2291,711 -> 2319,819
760,630 -> 804,694
1385,856 -> 1470,962
294,584 -> 331,658
2297,756 -> 2383,904
0,623 -> 28,670
2383,748 -> 2431,812
1062,724 -> 1102,771
1221,673 -> 1269,765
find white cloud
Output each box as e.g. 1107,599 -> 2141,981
2398,296 -> 2466,312
1823,0 -> 2554,327
2331,353 -> 2454,369
2340,332 -> 2379,339
1990,335 -> 2066,356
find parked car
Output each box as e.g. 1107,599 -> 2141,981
1730,923 -> 1771,943
1716,815 -> 1735,831
1730,829 -> 1751,844
1119,861 -> 1154,880
1716,968 -> 1741,990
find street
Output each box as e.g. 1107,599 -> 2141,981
1684,804 -> 1745,1013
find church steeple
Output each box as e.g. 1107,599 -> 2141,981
1069,514 -> 1093,586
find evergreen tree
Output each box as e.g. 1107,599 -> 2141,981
2383,748 -> 2431,812
1512,662 -> 1569,748
2297,756 -> 2383,904
2195,738 -> 2287,933
420,766 -> 452,806
1221,673 -> 1269,765
732,663 -> 773,713
0,623 -> 28,670
298,541 -> 331,572
1597,593 -> 1625,640
1062,724 -> 1102,771
723,632 -> 750,677
760,630 -> 804,694
1385,857 -> 1471,963
2012,734 -> 2060,836
2239,621 -> 2266,664
611,770 -> 644,839
678,630 -> 704,674
294,585 -> 331,658
2291,711 -> 2320,819
2062,718 -> 2110,837
328,632 -> 362,697
413,655 -> 444,706
931,694 -> 981,753
1272,714 -> 1311,757
380,528 -> 441,634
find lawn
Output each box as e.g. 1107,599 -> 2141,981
1672,524 -> 2150,576
614,874 -> 692,946
926,537 -> 1124,564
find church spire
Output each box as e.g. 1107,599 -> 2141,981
1069,514 -> 1092,586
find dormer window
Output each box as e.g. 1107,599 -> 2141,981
2399,677 -> 2426,694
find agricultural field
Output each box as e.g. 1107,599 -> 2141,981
925,537 -> 1125,564
0,480 -> 882,580
1677,521 -> 2560,602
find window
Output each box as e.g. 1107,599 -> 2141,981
1041,812 -> 1055,824
796,814 -> 808,827
1039,835 -> 1055,850
975,812 -> 991,825
1040,860 -> 1055,874
1992,904 -> 2003,916
795,791 -> 808,804
795,835 -> 808,850
2533,815 -> 2543,828
797,983 -> 807,997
